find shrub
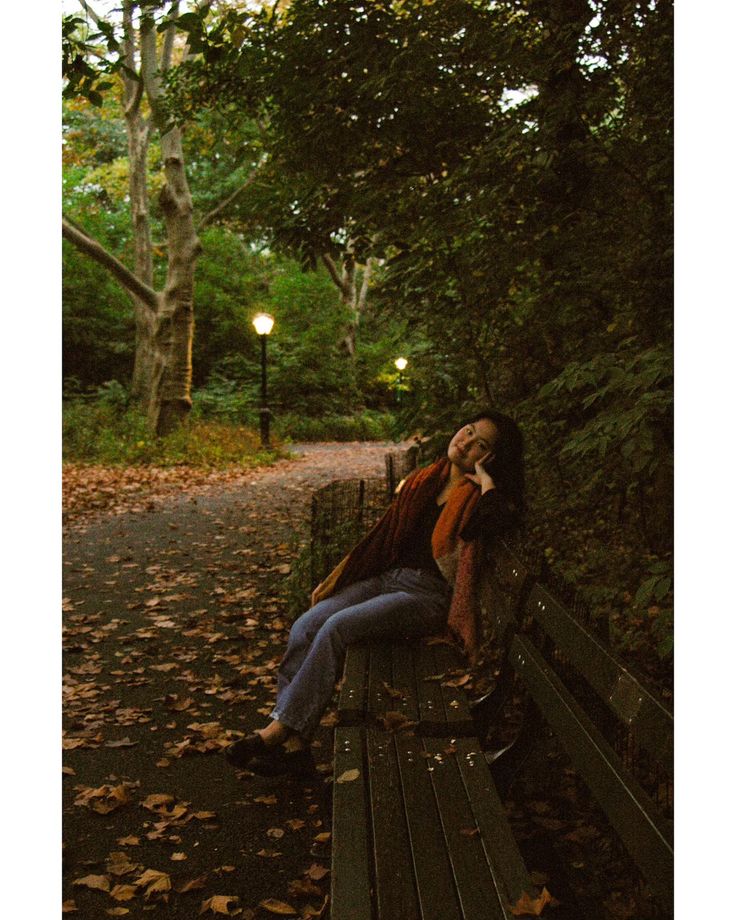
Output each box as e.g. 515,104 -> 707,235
191,376 -> 259,425
274,410 -> 398,442
62,397 -> 284,467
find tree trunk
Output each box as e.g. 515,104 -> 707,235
122,1 -> 156,404
340,254 -> 357,357
321,250 -> 373,359
140,10 -> 201,435
148,128 -> 201,435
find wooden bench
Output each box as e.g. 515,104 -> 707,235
311,475 -> 673,919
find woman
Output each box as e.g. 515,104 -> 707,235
226,409 -> 524,778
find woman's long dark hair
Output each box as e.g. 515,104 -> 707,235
465,409 -> 525,521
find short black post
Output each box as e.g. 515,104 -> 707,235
252,312 -> 275,449
258,333 -> 270,449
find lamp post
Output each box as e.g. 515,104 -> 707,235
394,356 -> 408,406
252,312 -> 275,448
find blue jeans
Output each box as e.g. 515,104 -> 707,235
270,567 -> 451,739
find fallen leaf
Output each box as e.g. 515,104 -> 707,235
72,874 -> 110,892
141,793 -> 175,811
62,901 -> 78,913
106,852 -> 139,876
510,888 -> 559,917
134,869 -> 171,900
254,795 -> 277,805
306,864 -> 329,882
105,737 -> 138,748
380,681 -> 405,700
109,884 -> 137,902
379,711 -> 417,733
441,674 -> 471,688
106,909 -> 130,917
259,898 -> 298,916
285,819 -> 306,831
288,878 -> 322,899
200,895 -> 239,915
171,852 -> 187,861
335,769 -> 360,784
176,874 -> 209,894
74,783 -> 132,814
257,848 -> 282,858
267,827 -> 285,839
116,836 -> 140,847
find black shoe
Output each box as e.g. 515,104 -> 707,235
247,747 -> 316,779
225,733 -> 271,768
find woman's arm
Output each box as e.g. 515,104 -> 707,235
460,488 -> 516,541
460,456 -> 517,540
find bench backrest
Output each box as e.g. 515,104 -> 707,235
508,581 -> 674,906
524,582 -> 673,774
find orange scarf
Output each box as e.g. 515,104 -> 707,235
311,458 -> 483,660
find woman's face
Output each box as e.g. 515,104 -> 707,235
447,418 -> 499,472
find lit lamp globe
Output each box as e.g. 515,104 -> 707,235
395,357 -> 408,371
252,312 -> 275,336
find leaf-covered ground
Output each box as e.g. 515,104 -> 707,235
62,442 -> 393,919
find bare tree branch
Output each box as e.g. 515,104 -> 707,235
77,0 -> 104,27
62,217 -> 159,312
121,1 -> 145,119
357,258 -> 373,314
161,1 -> 179,72
321,253 -> 347,293
197,165 -> 264,232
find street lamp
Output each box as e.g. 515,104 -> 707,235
394,356 -> 408,405
252,312 -> 275,448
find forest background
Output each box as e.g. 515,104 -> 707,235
60,0 -> 674,685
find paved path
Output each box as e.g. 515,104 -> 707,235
62,443 -> 394,918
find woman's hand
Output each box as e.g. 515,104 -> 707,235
464,452 -> 496,494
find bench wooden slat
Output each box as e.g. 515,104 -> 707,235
337,641 -> 369,724
416,640 -> 451,735
424,737 -> 517,920
367,729 -> 422,919
525,584 -> 673,775
431,642 -> 476,736
481,540 -> 536,642
391,640 -> 421,725
340,639 -> 476,736
453,738 -> 536,909
392,731 -> 466,920
367,642 -> 394,720
331,726 -> 373,920
510,634 -> 674,906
